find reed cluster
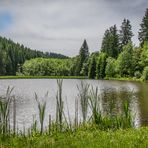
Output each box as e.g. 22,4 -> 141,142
0,80 -> 134,137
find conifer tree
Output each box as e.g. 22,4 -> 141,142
119,19 -> 133,51
101,25 -> 119,58
75,39 -> 89,75
138,8 -> 148,47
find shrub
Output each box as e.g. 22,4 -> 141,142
142,66 -> 148,81
134,71 -> 141,79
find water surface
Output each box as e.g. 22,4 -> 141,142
0,79 -> 148,130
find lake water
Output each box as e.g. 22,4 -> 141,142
0,79 -> 148,130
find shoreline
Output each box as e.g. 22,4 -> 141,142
0,75 -> 147,83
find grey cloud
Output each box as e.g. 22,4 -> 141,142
0,0 -> 147,56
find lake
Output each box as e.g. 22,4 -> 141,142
0,79 -> 148,130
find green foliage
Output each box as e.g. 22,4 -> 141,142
101,25 -> 119,58
0,36 -> 69,76
22,58 -> 72,76
96,53 -> 107,79
35,93 -> 47,134
77,81 -> 90,123
89,87 -> 102,124
0,87 -> 13,134
0,127 -> 148,148
75,39 -> 89,75
138,8 -> 148,47
105,57 -> 117,78
88,55 -> 97,79
56,80 -> 64,131
142,66 -> 148,81
116,42 -> 134,77
119,19 -> 133,50
0,48 -> 6,75
140,41 -> 148,69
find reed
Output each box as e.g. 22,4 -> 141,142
89,86 -> 102,124
35,93 -> 47,134
0,81 -> 134,137
56,79 -> 64,131
77,81 -> 90,123
0,87 -> 14,134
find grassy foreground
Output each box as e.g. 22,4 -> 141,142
0,126 -> 148,148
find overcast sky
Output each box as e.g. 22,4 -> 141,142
0,0 -> 147,56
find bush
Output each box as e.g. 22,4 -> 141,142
134,71 -> 141,79
142,66 -> 148,81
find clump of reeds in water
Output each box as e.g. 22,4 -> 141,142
35,92 -> 47,134
0,80 -> 134,137
89,86 -> 102,125
0,87 -> 15,135
56,79 -> 64,131
77,81 -> 90,123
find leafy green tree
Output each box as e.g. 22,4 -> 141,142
105,57 -> 117,78
22,58 -> 72,76
96,53 -> 107,79
142,66 -> 148,80
119,19 -> 133,51
139,41 -> 148,69
116,42 -> 134,77
132,47 -> 143,78
88,55 -> 97,79
101,25 -> 119,58
138,8 -> 148,47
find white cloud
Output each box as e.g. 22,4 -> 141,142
0,0 -> 147,56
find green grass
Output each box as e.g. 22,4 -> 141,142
0,126 -> 148,148
1,75 -> 148,83
0,75 -> 86,79
104,77 -> 148,82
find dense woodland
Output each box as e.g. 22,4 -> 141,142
0,8 -> 148,80
0,37 -> 69,75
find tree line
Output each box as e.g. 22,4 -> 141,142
0,37 -> 68,75
0,8 -> 148,80
70,8 -> 148,80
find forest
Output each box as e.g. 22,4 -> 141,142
0,8 -> 148,80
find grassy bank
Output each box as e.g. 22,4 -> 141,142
0,75 -> 147,83
0,75 -> 86,79
105,77 -> 143,82
0,126 -> 148,148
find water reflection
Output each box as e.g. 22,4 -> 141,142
0,79 -> 147,130
100,87 -> 141,127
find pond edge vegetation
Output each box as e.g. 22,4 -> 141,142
0,79 -> 145,147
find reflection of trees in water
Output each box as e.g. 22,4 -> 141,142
100,87 -> 140,127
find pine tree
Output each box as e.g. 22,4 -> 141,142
138,8 -> 148,47
75,39 -> 89,75
101,25 -> 119,58
119,19 -> 133,51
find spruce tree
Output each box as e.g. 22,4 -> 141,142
101,25 -> 119,58
119,19 -> 133,51
76,39 -> 89,75
138,8 -> 148,47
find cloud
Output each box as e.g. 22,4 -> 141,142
0,0 -> 147,56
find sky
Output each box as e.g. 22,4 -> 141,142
0,0 -> 147,57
